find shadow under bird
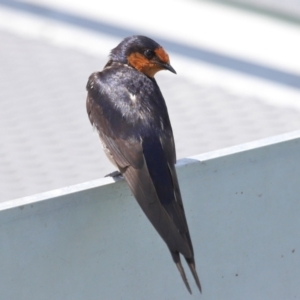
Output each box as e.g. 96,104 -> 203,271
86,35 -> 201,294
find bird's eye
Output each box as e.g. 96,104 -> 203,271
144,49 -> 155,59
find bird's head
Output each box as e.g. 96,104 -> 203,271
109,35 -> 176,77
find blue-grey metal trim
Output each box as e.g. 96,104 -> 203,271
1,131 -> 300,299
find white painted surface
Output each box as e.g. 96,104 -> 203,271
1,131 -> 300,299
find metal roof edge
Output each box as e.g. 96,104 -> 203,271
1,129 -> 300,212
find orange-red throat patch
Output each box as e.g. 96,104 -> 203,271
127,47 -> 170,77
154,47 -> 170,64
127,52 -> 162,77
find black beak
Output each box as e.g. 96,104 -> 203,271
163,63 -> 177,74
157,61 -> 177,74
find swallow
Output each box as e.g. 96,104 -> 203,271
86,35 -> 201,294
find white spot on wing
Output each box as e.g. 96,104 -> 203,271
129,92 -> 136,103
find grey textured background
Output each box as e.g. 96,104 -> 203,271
1,3 -> 300,202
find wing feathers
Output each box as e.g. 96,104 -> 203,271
123,163 -> 192,257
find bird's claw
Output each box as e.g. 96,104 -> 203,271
105,170 -> 123,178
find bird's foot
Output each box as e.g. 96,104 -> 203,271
105,170 -> 123,178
